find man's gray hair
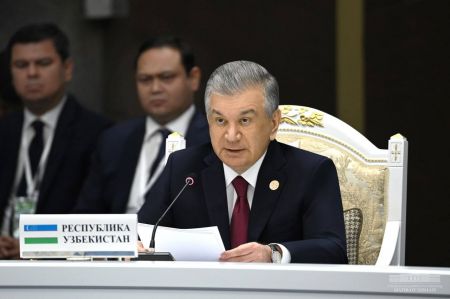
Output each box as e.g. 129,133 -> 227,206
204,61 -> 279,116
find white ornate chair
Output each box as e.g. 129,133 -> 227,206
276,105 -> 408,265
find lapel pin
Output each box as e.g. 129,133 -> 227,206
269,180 -> 279,191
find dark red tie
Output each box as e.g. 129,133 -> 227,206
230,176 -> 249,248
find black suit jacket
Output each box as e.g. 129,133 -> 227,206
75,109 -> 210,213
0,96 -> 111,231
138,141 -> 348,264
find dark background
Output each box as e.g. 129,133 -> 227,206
365,0 -> 450,266
0,0 -> 449,266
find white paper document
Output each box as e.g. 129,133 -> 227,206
137,223 -> 225,261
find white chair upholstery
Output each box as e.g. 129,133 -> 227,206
276,105 -> 408,265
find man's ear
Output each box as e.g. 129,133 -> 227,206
188,66 -> 201,91
63,58 -> 74,82
270,109 -> 281,141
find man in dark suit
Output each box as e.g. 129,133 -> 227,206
138,61 -> 347,264
75,36 -> 209,214
0,23 -> 111,259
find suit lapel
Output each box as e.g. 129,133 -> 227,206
0,112 -> 24,213
37,97 -> 78,210
201,151 -> 231,249
115,119 -> 145,211
248,141 -> 287,242
185,109 -> 209,146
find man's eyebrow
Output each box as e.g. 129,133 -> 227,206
13,56 -> 53,62
136,69 -> 176,77
156,70 -> 177,77
211,109 -> 223,116
240,109 -> 256,116
211,109 -> 257,116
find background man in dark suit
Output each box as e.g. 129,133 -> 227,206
75,36 -> 209,214
0,23 -> 111,259
138,61 -> 347,263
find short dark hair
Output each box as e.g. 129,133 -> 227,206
7,22 -> 70,62
134,36 -> 195,73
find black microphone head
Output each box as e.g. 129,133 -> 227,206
185,173 -> 197,186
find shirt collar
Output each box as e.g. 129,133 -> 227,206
23,95 -> 67,130
145,104 -> 195,140
223,151 -> 267,188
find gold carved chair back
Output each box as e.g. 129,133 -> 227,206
276,105 -> 408,265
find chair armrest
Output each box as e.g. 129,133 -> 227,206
376,221 -> 400,266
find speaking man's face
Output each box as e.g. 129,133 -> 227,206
208,86 -> 280,174
11,39 -> 72,114
136,47 -> 201,125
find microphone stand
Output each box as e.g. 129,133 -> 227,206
137,176 -> 195,261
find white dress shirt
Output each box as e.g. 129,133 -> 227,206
1,96 -> 66,236
222,152 -> 291,263
127,105 -> 195,213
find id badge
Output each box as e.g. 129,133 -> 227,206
12,194 -> 37,238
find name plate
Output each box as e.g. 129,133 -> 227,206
19,214 -> 137,259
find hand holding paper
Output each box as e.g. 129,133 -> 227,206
137,223 -> 225,261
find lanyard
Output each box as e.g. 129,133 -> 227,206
20,127 -> 55,197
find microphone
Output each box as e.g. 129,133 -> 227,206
138,173 -> 196,261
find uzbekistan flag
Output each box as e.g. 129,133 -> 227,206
23,224 -> 58,244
